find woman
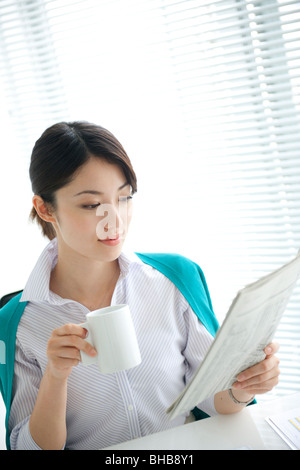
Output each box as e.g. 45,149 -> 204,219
8,121 -> 280,450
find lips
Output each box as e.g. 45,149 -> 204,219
98,234 -> 121,246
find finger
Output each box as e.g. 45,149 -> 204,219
234,364 -> 280,390
235,374 -> 280,395
234,357 -> 280,389
64,337 -> 97,357
237,354 -> 280,383
48,332 -> 97,358
53,323 -> 87,338
54,346 -> 82,361
80,340 -> 97,357
264,341 -> 280,356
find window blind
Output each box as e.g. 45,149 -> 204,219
0,0 -> 299,401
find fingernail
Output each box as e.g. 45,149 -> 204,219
266,347 -> 272,354
233,382 -> 242,388
82,328 -> 88,338
237,374 -> 245,382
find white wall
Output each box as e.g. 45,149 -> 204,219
0,111 -> 48,299
0,396 -> 6,450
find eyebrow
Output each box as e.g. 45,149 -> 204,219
73,182 -> 129,197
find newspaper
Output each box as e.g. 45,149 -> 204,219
167,250 -> 300,420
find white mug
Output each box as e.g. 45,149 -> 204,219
80,304 -> 141,374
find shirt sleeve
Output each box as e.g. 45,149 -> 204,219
182,301 -> 218,418
10,416 -> 43,450
8,338 -> 45,450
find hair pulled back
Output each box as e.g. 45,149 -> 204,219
29,121 -> 137,240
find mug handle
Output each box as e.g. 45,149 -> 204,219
80,322 -> 98,366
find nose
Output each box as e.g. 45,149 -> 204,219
95,202 -> 126,239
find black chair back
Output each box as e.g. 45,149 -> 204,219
0,290 -> 23,308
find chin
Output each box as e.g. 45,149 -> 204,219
95,239 -> 124,261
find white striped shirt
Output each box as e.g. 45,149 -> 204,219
9,239 -> 217,450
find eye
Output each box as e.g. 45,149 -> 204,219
82,203 -> 100,210
119,195 -> 133,203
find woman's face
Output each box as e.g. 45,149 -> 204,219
50,157 -> 133,263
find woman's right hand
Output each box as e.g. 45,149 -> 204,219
46,323 -> 97,380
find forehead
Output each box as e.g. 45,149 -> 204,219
59,157 -> 127,195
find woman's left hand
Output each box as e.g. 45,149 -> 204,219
232,342 -> 280,396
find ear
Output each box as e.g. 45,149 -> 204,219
32,195 -> 56,224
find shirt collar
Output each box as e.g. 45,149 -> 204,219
21,238 -> 58,303
21,238 -> 143,303
117,250 -> 144,277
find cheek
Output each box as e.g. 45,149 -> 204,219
57,210 -> 97,238
120,204 -> 133,235
121,201 -> 133,223
126,211 -> 132,230
127,203 -> 133,221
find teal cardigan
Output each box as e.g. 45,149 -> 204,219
0,252 -> 219,449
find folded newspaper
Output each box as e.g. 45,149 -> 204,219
167,250 -> 300,420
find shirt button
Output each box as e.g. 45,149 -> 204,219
128,404 -> 134,411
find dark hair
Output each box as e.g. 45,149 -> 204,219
29,121 -> 137,240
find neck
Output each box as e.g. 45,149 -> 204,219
50,245 -> 120,311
